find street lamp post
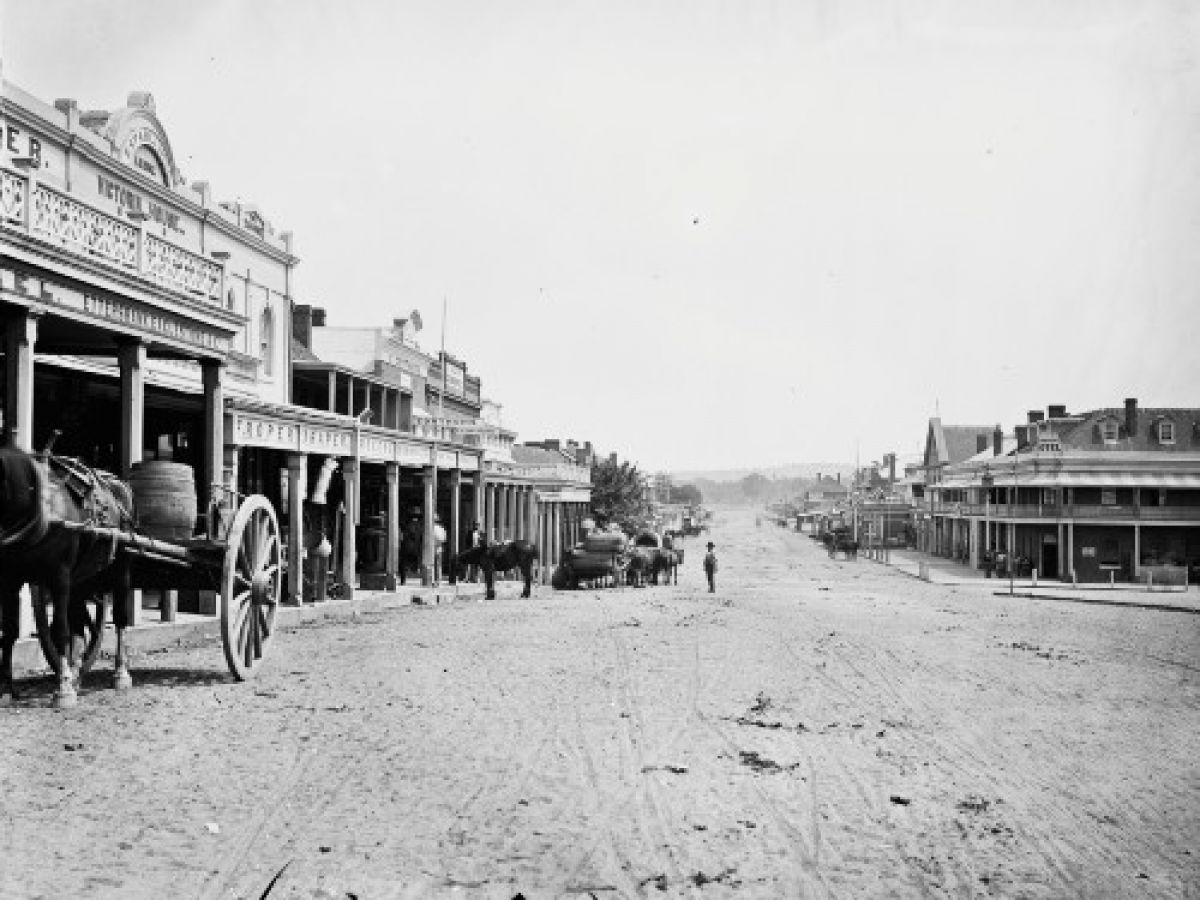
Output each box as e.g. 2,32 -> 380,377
1009,451 -> 1018,596
981,468 -> 993,578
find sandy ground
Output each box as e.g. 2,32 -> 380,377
2,507 -> 1198,899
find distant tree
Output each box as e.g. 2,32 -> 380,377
740,472 -> 770,501
671,483 -> 703,505
591,456 -> 653,534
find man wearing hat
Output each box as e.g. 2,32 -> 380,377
703,541 -> 718,593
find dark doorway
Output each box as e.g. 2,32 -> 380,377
1041,542 -> 1059,579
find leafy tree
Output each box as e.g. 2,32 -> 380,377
591,456 -> 653,534
740,471 -> 770,501
671,483 -> 703,505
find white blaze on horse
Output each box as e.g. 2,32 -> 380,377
0,448 -> 137,707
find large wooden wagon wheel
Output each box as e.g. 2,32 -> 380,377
220,495 -> 281,681
31,586 -> 109,676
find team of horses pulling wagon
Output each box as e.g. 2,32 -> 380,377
1,446 -> 282,708
551,529 -> 682,590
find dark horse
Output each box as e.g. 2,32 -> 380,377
451,539 -> 538,601
0,448 -> 136,707
650,548 -> 680,586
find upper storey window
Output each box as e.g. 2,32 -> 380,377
260,305 -> 275,376
1157,419 -> 1175,444
1100,418 -> 1119,443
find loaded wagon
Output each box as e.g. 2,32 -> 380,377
1,448 -> 283,706
552,530 -> 628,589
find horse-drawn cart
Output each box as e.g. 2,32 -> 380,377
37,493 -> 281,681
2,449 -> 282,706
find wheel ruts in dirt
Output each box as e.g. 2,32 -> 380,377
220,495 -> 281,681
31,586 -> 109,676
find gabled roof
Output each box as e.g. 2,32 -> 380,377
512,445 -> 576,466
1055,406 -> 1200,452
923,418 -> 994,468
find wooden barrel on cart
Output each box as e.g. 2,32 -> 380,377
130,461 -> 198,541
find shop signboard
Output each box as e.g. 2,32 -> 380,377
396,442 -> 431,466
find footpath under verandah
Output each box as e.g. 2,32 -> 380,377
8,581 -> 490,678
875,547 -> 1200,615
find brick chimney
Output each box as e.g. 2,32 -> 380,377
1028,410 -> 1044,424
887,453 -> 896,483
545,438 -> 561,451
312,307 -> 326,327
977,434 -> 989,454
1125,398 -> 1138,437
1047,404 -> 1067,419
292,304 -> 314,348
1016,425 -> 1030,449
993,425 -> 1003,456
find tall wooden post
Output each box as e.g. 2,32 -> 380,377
118,340 -> 146,479
449,468 -> 462,564
286,453 -> 307,605
201,361 -> 225,520
422,465 -> 437,585
341,457 -> 358,600
3,311 -> 37,451
385,462 -> 400,590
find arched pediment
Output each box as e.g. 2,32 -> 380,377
99,92 -> 182,189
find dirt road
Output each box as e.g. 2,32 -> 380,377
2,507 -> 1198,899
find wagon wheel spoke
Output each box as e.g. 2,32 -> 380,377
257,604 -> 272,640
251,606 -> 263,660
254,514 -> 273,571
233,589 -> 253,634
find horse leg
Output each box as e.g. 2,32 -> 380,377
67,587 -> 87,684
48,568 -> 77,709
484,564 -> 496,602
111,563 -> 133,690
521,563 -> 532,599
0,578 -> 20,703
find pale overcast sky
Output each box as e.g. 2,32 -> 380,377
3,1 -> 1198,472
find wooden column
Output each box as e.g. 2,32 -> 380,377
472,471 -> 485,538
286,453 -> 307,605
327,370 -> 337,412
385,462 -> 400,590
526,488 -> 538,549
201,361 -> 225,520
422,465 -> 437,585
3,311 -> 37,451
118,340 -> 146,479
450,468 -> 462,563
340,457 -> 358,600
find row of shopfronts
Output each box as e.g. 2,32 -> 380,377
1,81 -> 593,625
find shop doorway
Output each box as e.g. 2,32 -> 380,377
1041,539 -> 1059,579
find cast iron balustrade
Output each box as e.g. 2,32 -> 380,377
5,175 -> 226,308
32,181 -> 139,270
0,169 -> 27,224
143,233 -> 222,302
944,501 -> 1200,521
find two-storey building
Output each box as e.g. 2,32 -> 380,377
926,399 -> 1200,583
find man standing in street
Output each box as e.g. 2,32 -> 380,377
703,541 -> 718,593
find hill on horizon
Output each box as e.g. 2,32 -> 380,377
671,463 -> 855,484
